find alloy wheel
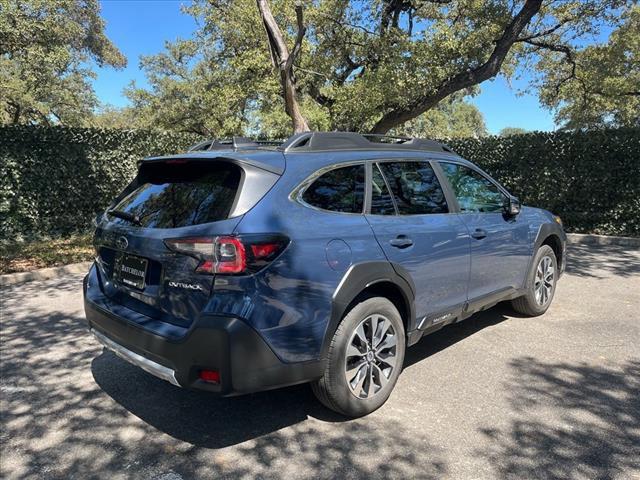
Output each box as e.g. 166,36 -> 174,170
534,255 -> 555,306
344,314 -> 397,399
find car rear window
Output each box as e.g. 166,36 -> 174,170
109,161 -> 242,228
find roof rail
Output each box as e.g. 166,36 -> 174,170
187,132 -> 454,154
280,132 -> 454,154
188,136 -> 281,152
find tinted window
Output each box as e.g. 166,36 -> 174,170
109,161 -> 241,228
378,161 -> 448,215
303,165 -> 365,213
371,164 -> 396,215
439,162 -> 506,213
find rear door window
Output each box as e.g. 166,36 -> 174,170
109,161 -> 242,228
377,161 -> 448,215
302,164 -> 365,213
370,164 -> 396,215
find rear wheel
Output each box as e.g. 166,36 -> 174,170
512,244 -> 558,316
311,297 -> 405,417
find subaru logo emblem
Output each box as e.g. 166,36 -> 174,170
115,235 -> 128,250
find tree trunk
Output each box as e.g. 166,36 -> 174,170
256,0 -> 310,134
9,101 -> 21,124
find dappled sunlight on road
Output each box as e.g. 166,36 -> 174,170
478,358 -> 640,479
1,275 -> 447,479
1,242 -> 639,479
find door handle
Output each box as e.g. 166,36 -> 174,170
471,228 -> 487,240
389,236 -> 414,249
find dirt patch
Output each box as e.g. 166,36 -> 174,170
0,234 -> 94,274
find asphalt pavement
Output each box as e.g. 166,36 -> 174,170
1,243 -> 639,479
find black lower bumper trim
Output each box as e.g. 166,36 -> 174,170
84,295 -> 323,396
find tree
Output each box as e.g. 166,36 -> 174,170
534,5 -> 639,129
392,94 -> 487,139
499,127 -> 528,137
126,0 -> 628,136
0,0 -> 126,126
91,105 -> 139,130
124,5 -> 272,137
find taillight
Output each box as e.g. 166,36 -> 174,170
164,235 -> 288,275
213,237 -> 246,274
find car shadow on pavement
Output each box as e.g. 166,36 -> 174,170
90,349 -> 449,478
91,303 -> 514,450
91,350 -> 346,448
476,357 -> 640,479
404,303 -> 512,368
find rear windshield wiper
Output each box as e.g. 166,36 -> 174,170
107,209 -> 142,226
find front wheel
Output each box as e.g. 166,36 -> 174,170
512,244 -> 558,316
311,297 -> 406,417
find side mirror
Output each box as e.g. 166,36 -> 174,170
505,196 -> 521,216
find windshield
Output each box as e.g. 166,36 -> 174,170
108,161 -> 242,228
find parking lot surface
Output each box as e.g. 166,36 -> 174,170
1,243 -> 639,479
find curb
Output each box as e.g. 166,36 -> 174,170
0,262 -> 92,287
567,233 -> 640,247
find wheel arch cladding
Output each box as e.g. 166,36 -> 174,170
527,222 -> 566,287
541,234 -> 563,267
322,261 -> 416,359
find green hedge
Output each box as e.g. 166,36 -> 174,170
1,126 -> 639,239
0,126 -> 199,240
447,128 -> 640,236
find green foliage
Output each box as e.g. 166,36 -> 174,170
0,126 -> 199,239
2,126 -> 638,239
90,105 -> 140,130
124,0 -> 626,136
448,128 -> 640,236
391,95 -> 487,139
499,127 -> 529,137
534,5 -> 639,129
0,0 -> 126,126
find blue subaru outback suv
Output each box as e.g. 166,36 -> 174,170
84,132 -> 566,417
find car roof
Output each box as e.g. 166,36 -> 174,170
142,132 -> 469,176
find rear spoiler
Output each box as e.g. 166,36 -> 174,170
138,151 -> 286,175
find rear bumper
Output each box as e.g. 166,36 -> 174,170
83,267 -> 323,396
90,328 -> 180,386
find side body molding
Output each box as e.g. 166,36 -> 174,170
322,261 -> 416,359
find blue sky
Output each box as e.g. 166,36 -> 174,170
94,0 -> 556,134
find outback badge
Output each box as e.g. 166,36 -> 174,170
168,281 -> 203,291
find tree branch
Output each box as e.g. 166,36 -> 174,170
371,0 -> 543,133
256,0 -> 310,133
522,38 -> 577,97
285,4 -> 306,73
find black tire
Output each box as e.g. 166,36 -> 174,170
311,297 -> 406,417
512,244 -> 558,316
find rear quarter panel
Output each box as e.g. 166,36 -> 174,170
206,153 -> 387,363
